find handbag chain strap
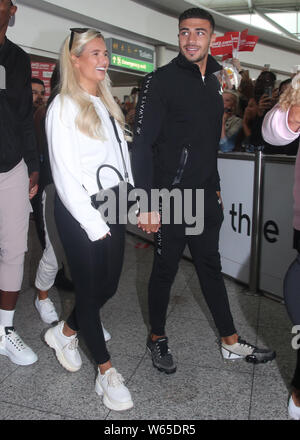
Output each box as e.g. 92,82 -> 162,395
109,115 -> 129,183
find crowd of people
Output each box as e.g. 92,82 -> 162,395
218,61 -> 299,155
0,1 -> 300,419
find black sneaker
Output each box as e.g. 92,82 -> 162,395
221,337 -> 276,364
146,336 -> 177,374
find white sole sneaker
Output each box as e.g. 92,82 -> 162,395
102,325 -> 111,342
221,347 -> 243,360
0,346 -> 38,366
0,327 -> 38,366
288,396 -> 300,420
35,297 -> 59,324
95,379 -> 133,411
44,328 -> 81,372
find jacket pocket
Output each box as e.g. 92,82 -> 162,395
172,145 -> 189,185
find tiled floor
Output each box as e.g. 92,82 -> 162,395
0,220 -> 297,420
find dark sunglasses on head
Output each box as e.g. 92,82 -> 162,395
69,28 -> 90,52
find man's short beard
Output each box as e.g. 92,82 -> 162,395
180,48 -> 207,64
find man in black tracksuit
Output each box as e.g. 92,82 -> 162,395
131,7 -> 275,373
0,0 -> 39,366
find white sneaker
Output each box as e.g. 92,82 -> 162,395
0,326 -> 38,366
221,337 -> 276,363
102,324 -> 111,342
35,297 -> 59,324
95,367 -> 133,411
288,395 -> 300,420
44,321 -> 82,372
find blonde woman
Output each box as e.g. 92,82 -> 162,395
262,73 -> 300,420
44,28 -> 134,412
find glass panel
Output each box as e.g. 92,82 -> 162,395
267,12 -> 297,34
229,14 -> 280,34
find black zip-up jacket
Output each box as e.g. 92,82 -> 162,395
131,53 -> 223,207
0,37 -> 39,175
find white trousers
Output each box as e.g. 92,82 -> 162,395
35,185 -> 59,291
0,160 -> 31,291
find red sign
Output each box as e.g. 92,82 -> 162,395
211,29 -> 259,60
31,61 -> 56,100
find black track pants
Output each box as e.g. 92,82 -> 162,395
55,194 -> 125,365
148,190 -> 236,338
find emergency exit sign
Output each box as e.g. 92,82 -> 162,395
111,54 -> 153,73
107,38 -> 154,73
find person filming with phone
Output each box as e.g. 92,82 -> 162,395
241,69 -> 288,154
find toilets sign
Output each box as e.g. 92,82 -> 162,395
106,38 -> 154,73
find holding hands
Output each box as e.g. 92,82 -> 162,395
137,211 -> 161,234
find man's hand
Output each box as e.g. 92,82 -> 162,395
288,105 -> 300,132
258,94 -> 273,116
29,171 -> 39,200
137,211 -> 161,234
216,191 -> 224,210
232,58 -> 241,73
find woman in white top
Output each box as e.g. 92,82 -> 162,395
44,28 -> 134,412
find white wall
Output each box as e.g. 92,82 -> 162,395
111,86 -> 133,102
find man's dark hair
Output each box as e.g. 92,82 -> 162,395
179,8 -> 215,31
31,77 -> 45,88
256,70 -> 276,83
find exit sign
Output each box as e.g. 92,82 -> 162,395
111,54 -> 153,73
107,38 -> 154,73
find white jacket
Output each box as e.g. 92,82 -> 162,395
46,93 -> 134,241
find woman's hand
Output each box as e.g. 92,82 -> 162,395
137,211 -> 161,234
29,171 -> 39,200
99,231 -> 111,240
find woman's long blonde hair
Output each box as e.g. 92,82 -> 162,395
279,72 -> 300,111
59,28 -> 125,140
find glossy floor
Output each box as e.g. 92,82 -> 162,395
0,220 -> 296,420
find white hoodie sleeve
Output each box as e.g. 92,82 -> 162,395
46,96 -> 110,241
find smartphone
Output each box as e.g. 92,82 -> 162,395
264,86 -> 273,98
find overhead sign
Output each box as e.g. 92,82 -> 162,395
106,38 -> 154,73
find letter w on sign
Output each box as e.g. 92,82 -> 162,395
0,65 -> 6,89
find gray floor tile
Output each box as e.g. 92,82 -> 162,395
0,345 -> 111,420
0,401 -> 72,420
117,358 -> 253,420
258,296 -> 291,330
253,325 -> 297,385
168,284 -> 260,335
250,372 -> 290,420
3,225 -> 295,420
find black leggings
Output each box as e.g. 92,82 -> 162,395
54,195 -> 125,365
284,250 -> 300,390
149,190 -> 236,338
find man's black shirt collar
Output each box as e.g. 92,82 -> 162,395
174,52 -> 222,76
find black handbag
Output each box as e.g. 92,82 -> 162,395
91,116 -> 137,224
